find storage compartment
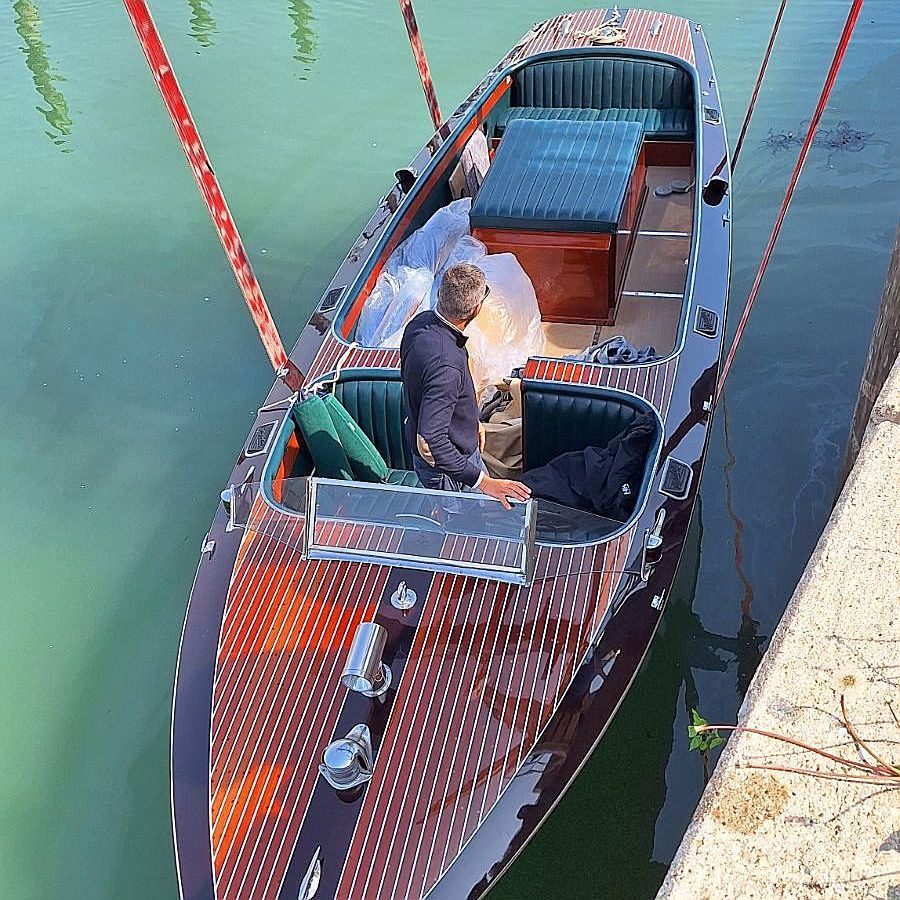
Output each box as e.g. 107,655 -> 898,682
470,117 -> 647,326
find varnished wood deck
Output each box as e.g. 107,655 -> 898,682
210,493 -> 634,899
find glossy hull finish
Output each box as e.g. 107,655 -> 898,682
171,10 -> 731,900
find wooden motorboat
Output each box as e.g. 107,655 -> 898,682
171,9 -> 730,899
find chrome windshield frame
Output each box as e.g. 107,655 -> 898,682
304,477 -> 536,585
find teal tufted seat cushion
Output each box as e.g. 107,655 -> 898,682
470,118 -> 644,234
513,56 -> 693,111
494,105 -> 693,140
494,56 -> 695,141
522,382 -> 659,471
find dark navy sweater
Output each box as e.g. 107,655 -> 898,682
400,310 -> 482,487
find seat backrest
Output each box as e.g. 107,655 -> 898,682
512,57 -> 692,113
332,373 -> 413,470
522,383 -> 650,470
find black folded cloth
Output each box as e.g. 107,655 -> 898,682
521,412 -> 656,521
567,335 -> 659,365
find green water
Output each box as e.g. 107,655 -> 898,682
1,2 -> 897,897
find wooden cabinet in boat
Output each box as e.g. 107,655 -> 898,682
470,117 -> 647,326
473,150 -> 645,325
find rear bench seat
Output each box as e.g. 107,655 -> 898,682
493,56 -> 694,141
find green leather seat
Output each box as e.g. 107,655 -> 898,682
522,382 -> 659,471
494,56 -> 694,141
470,118 -> 644,234
280,374 -> 419,487
494,105 -> 693,140
522,382 -> 662,542
332,373 -> 414,470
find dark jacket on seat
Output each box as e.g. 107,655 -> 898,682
400,310 -> 482,487
521,412 -> 656,520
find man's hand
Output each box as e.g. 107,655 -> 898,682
479,476 -> 531,510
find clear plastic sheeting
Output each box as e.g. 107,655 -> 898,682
355,199 -> 547,397
363,266 -> 433,347
466,252 -> 546,401
356,198 -> 474,346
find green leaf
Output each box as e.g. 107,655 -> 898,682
688,708 -> 724,754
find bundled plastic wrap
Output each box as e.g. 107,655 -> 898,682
356,198 -> 473,346
466,253 -> 546,401
365,267 -> 433,347
356,198 -> 546,398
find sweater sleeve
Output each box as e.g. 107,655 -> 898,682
416,364 -> 483,487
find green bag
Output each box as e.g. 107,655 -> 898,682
321,393 -> 389,483
292,394 -> 354,481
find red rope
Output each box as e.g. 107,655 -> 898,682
122,0 -> 302,388
731,0 -> 788,171
716,0 -> 865,399
398,0 -> 443,130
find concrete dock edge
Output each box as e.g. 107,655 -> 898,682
656,357 -> 900,900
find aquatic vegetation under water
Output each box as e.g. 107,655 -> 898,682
762,120 -> 879,164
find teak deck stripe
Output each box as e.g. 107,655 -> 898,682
330,535 -> 630,899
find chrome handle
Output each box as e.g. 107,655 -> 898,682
641,508 -> 666,581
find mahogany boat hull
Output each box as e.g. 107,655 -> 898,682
171,9 -> 731,900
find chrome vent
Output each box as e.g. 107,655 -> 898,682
246,421 -> 275,456
695,306 -> 719,338
319,725 -> 373,790
318,285 -> 346,312
341,622 -> 391,697
660,458 -> 693,500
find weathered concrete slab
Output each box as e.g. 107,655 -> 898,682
657,358 -> 900,900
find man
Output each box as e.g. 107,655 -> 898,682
401,263 -> 531,509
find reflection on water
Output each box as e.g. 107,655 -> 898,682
13,0 -> 73,150
182,1 -> 316,74
187,0 -> 217,49
287,0 -> 316,76
721,397 -> 761,700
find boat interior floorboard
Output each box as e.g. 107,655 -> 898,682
594,294 -> 683,352
535,164 -> 694,360
639,165 -> 694,233
541,322 -> 598,357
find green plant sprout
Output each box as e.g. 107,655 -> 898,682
688,709 -> 725,754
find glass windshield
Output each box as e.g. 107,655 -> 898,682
228,477 -> 628,568
307,478 -> 534,583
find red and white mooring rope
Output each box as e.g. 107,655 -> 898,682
398,0 -> 443,130
123,0 -> 301,388
717,0 -> 865,398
